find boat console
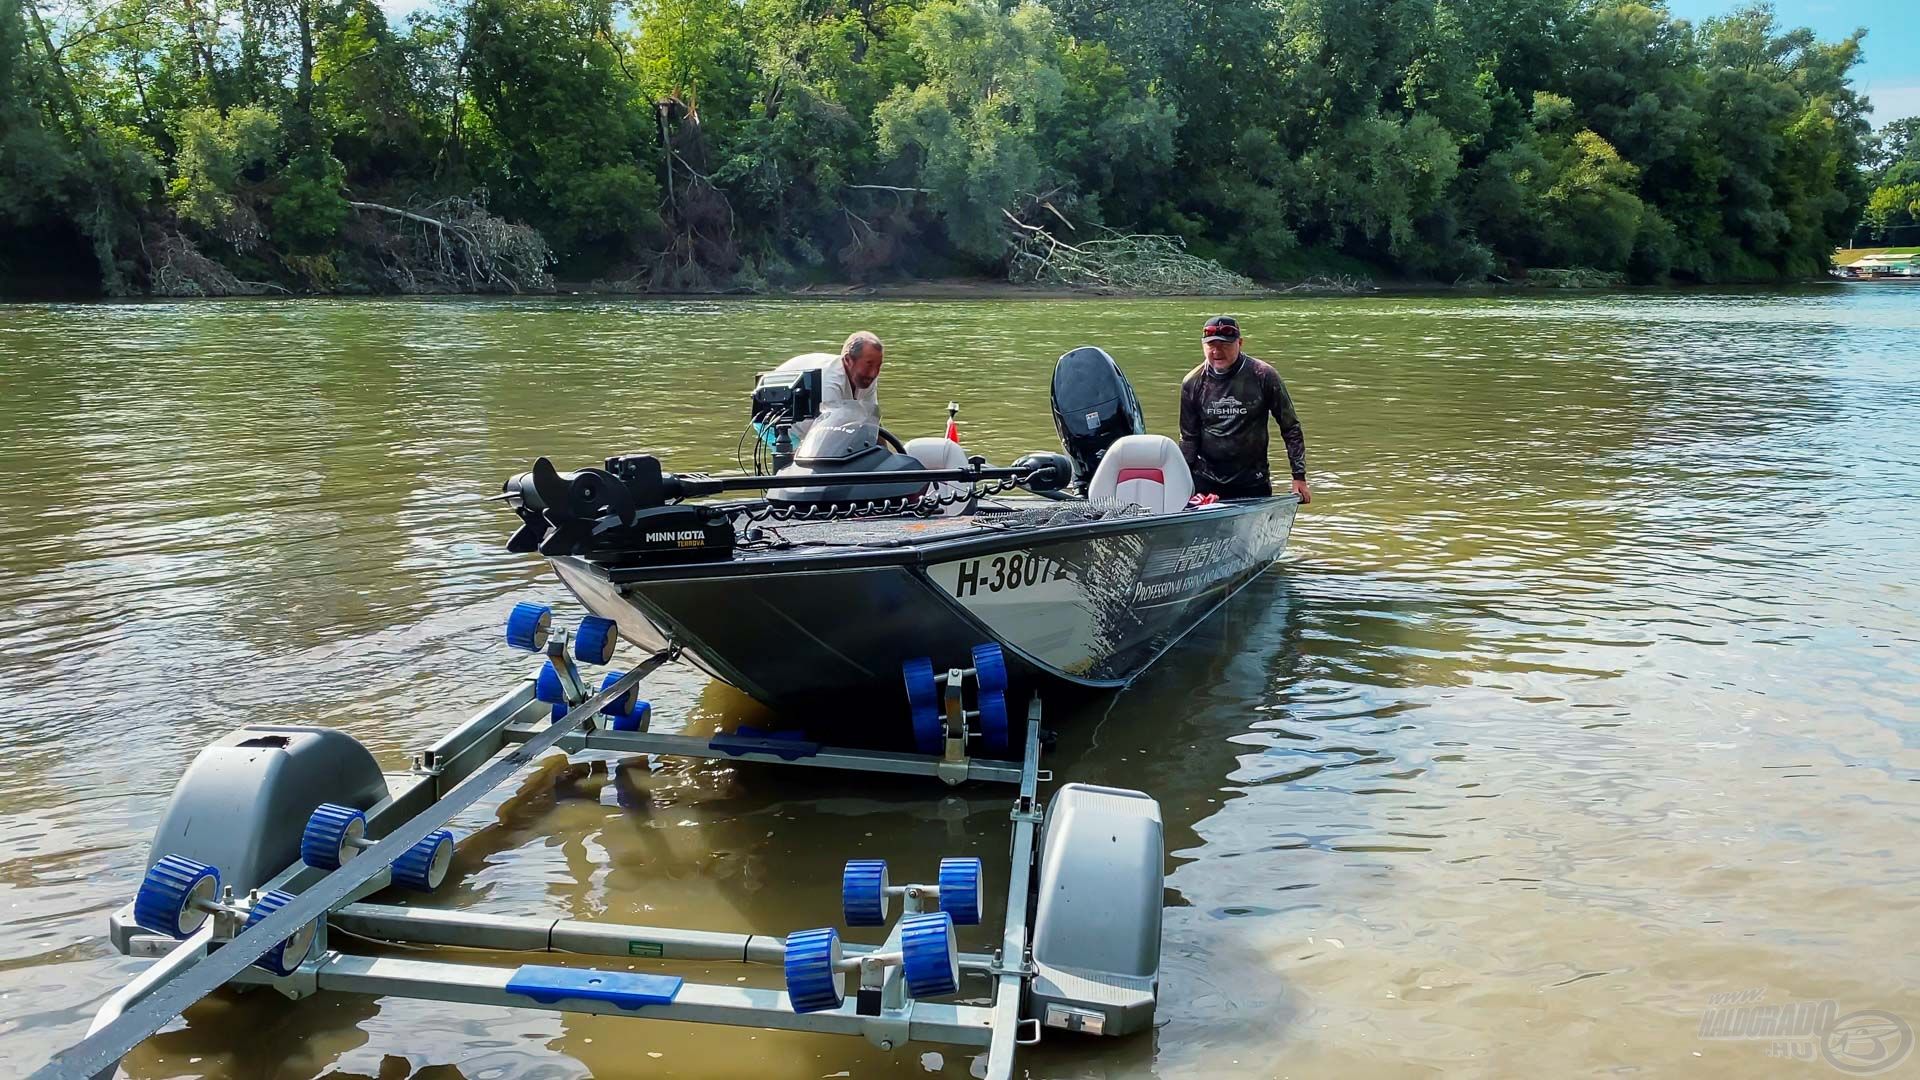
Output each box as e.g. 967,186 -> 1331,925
766,404 -> 935,506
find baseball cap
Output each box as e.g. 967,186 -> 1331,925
1202,315 -> 1240,342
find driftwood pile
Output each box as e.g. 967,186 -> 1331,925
144,228 -> 277,296
141,195 -> 552,295
349,196 -> 554,293
1007,224 -> 1258,294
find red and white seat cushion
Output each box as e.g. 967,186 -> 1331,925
1087,434 -> 1194,514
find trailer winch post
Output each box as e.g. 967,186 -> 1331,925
986,698 -> 1046,1073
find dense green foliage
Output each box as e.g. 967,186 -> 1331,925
1855,117 -> 1920,245
0,0 -> 1900,293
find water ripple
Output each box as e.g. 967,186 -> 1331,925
3,289 -> 1919,1077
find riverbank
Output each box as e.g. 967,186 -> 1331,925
566,274 -> 1385,299
3,269 -> 1849,304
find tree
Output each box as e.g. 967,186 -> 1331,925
1856,116 -> 1920,243
1862,182 -> 1920,236
874,0 -> 1067,259
462,0 -> 661,259
1470,91 -> 1645,271
0,0 -> 82,234
0,0 -> 1886,293
314,1 -> 435,187
168,105 -> 280,247
1866,116 -> 1918,184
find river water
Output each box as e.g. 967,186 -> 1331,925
0,287 -> 1916,1078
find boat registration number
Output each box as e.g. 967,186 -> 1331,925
950,553 -> 1066,598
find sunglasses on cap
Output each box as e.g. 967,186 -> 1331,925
1202,322 -> 1239,341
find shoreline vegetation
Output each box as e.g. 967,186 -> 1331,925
16,271 -> 1871,305
3,0 -> 1917,301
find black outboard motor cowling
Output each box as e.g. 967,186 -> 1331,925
1051,346 -> 1146,491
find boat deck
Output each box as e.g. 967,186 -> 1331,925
579,496 -> 1277,583
741,497 -> 1136,550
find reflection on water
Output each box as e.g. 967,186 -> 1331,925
1,288 -> 1917,1078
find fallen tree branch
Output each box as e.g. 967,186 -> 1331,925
1003,208 -> 1045,233
348,200 -> 457,230
145,227 -> 267,297
347,196 -> 553,294
1006,226 -> 1260,295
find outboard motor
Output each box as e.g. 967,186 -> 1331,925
1051,347 -> 1147,492
766,403 -> 929,506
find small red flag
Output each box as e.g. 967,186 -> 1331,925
945,401 -> 960,442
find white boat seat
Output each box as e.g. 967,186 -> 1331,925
904,436 -> 974,516
1087,434 -> 1194,514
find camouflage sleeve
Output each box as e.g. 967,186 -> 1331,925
1267,368 -> 1306,480
1178,374 -> 1201,470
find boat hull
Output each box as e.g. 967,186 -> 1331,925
550,498 -> 1296,731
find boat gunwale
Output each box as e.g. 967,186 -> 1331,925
571,495 -> 1299,585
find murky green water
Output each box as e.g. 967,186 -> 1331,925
1,288 -> 1917,1078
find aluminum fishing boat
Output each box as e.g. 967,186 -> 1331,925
502,347 -> 1298,733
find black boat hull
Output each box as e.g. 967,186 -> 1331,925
550,497 -> 1297,729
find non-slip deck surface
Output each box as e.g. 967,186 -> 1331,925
740,498 -> 1145,552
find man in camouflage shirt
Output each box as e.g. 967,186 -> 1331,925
1178,315 -> 1311,502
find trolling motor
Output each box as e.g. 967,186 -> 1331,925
500,456 -> 737,563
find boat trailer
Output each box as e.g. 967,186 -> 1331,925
32,605 -> 1165,1078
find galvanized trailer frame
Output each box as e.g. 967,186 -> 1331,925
36,631 -> 1078,1080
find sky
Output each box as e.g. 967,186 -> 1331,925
1659,0 -> 1916,121
375,0 -> 1918,124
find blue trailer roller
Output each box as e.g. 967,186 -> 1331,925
783,927 -> 845,1013
133,855 -> 221,939
245,890 -> 317,976
505,602 -> 553,652
391,830 -> 455,892
900,912 -> 959,998
901,657 -> 941,754
938,857 -> 983,925
977,690 -> 1010,753
970,642 -> 1008,695
300,804 -> 367,871
574,616 -> 619,666
841,859 -> 890,926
